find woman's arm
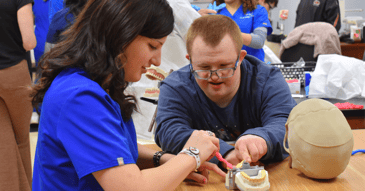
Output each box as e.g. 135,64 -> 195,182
17,3 -> 37,51
93,131 -> 224,191
94,154 -> 196,191
136,143 -> 174,170
241,32 -> 253,46
241,27 -> 267,49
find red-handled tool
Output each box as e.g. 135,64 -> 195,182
216,152 -> 233,169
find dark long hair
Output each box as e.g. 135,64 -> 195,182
214,0 -> 257,12
31,0 -> 174,120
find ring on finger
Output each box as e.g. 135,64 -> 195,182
206,130 -> 214,137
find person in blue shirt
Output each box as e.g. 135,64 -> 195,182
214,0 -> 272,61
48,0 -> 64,24
31,0 -> 225,190
155,15 -> 296,170
44,0 -> 87,52
33,0 -> 49,64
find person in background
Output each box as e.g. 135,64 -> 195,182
48,0 -> 64,24
295,0 -> 341,33
257,0 -> 278,21
214,0 -> 273,62
130,0 -> 202,140
259,0 -> 278,13
155,15 -> 296,170
0,0 -> 36,190
45,0 -> 87,52
31,0 -> 225,190
33,0 -> 49,65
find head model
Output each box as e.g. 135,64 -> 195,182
185,15 -> 245,107
284,99 -> 354,179
32,0 -> 174,120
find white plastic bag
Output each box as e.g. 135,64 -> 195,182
308,54 -> 365,100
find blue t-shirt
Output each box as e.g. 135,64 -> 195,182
218,5 -> 272,61
32,67 -> 138,190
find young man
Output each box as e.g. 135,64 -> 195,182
155,15 -> 296,168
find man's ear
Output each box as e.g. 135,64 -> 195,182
239,50 -> 247,63
185,54 -> 190,60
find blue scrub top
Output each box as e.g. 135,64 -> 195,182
33,0 -> 49,64
32,67 -> 138,190
218,5 -> 272,61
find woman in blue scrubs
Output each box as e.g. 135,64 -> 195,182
31,0 -> 225,190
214,0 -> 273,61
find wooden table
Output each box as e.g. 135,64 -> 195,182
340,42 -> 365,60
146,129 -> 365,190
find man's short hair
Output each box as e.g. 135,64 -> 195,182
186,15 -> 243,57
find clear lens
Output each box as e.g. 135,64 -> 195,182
194,68 -> 235,80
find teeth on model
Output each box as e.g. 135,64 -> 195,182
145,66 -> 168,81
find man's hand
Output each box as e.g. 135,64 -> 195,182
186,161 -> 226,184
223,150 -> 241,168
235,135 -> 268,163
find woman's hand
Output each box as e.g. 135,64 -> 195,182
185,161 -> 226,184
183,130 -> 220,162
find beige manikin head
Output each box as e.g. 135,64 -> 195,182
284,99 -> 354,179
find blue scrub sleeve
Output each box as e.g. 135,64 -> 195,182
238,66 -> 293,162
57,86 -> 137,178
253,6 -> 273,35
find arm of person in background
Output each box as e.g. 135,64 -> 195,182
170,0 -> 201,42
17,3 -> 37,51
191,4 -> 217,16
324,0 -> 341,27
225,66 -> 296,164
242,6 -> 272,49
242,27 -> 268,49
94,130 -> 225,191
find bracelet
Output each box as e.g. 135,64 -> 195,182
153,151 -> 166,167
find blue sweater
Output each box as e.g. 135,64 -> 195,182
155,55 -> 296,165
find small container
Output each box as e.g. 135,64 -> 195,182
305,72 -> 312,87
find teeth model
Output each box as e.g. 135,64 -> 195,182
225,160 -> 270,191
143,87 -> 160,97
145,66 -> 168,81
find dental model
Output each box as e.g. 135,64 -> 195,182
143,87 -> 160,97
145,66 -> 168,81
143,66 -> 168,97
225,160 -> 270,191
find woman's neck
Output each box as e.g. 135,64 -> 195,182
225,1 -> 242,15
